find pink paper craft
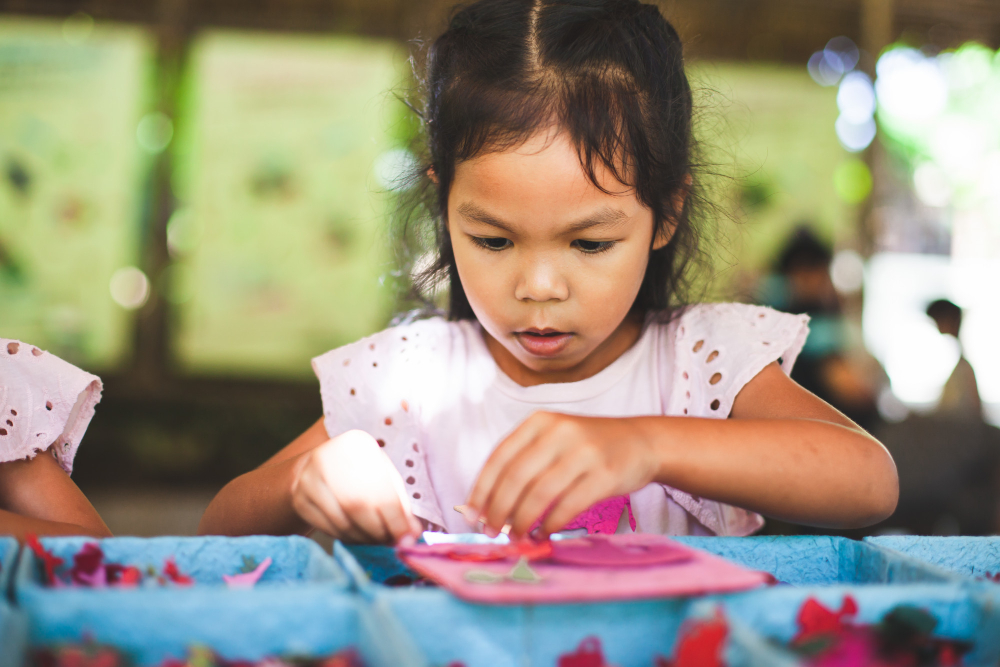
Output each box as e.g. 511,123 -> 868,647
223,557 -> 272,589
550,536 -> 690,567
398,533 -> 770,604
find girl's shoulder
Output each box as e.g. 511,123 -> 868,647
311,317 -> 481,424
0,339 -> 102,474
311,316 -> 474,378
658,303 -> 810,417
311,317 -> 475,529
670,302 -> 810,350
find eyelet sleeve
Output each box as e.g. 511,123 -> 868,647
655,303 -> 809,535
311,320 -> 448,528
0,339 -> 102,474
669,303 -> 810,419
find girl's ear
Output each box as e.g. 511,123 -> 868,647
652,174 -> 692,250
427,166 -> 439,184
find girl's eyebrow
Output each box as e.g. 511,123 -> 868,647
457,202 -> 514,233
564,207 -> 628,233
456,202 -> 628,234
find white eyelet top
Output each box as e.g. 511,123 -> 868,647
0,339 -> 103,474
313,303 -> 810,537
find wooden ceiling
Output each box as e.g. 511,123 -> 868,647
0,0 -> 997,63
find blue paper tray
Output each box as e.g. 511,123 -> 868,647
341,544 -> 420,587
370,585 -> 790,667
334,535 -> 974,666
675,535 -> 961,585
715,584 -> 1000,667
0,537 -> 27,667
335,540 -> 790,667
14,536 -> 424,667
0,600 -> 28,667
866,535 -> 1000,583
18,535 -> 349,588
0,537 -> 18,601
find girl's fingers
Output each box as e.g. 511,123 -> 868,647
304,479 -> 371,543
507,455 -> 589,537
343,501 -> 393,544
539,474 -> 608,536
385,459 -> 421,539
480,441 -> 564,534
378,499 -> 418,542
294,495 -> 338,536
466,413 -> 553,516
297,493 -> 366,543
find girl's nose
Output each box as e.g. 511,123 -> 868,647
514,259 -> 570,303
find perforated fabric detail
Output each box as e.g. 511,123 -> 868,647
312,319 -> 450,529
658,303 -> 810,536
0,339 -> 103,473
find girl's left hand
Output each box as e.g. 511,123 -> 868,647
465,412 -> 659,538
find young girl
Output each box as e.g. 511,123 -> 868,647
0,339 -> 111,540
199,0 -> 898,543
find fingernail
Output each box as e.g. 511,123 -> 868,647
484,524 -> 500,538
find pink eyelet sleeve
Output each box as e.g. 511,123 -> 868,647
312,321 -> 449,529
669,303 -> 810,419
0,339 -> 103,474
659,303 -> 810,536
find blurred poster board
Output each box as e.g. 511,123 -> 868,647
170,31 -> 410,378
0,16 -> 154,369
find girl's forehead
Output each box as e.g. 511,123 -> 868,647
455,130 -> 636,201
450,144 -> 649,235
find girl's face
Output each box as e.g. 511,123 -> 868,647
448,129 -> 666,384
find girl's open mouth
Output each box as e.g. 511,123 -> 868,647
515,329 -> 574,357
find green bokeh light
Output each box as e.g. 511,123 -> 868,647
833,159 -> 872,204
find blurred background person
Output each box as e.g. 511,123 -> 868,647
926,298 -> 983,421
763,226 -> 882,433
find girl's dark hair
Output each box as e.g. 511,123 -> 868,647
397,0 -> 704,320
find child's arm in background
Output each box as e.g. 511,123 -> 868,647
469,362 -> 899,537
198,419 -> 420,543
0,447 -> 111,540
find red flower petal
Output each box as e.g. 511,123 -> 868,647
669,611 -> 728,667
70,543 -> 106,586
26,534 -> 64,586
557,636 -> 608,667
162,557 -> 194,586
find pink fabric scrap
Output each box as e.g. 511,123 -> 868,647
223,557 -> 273,589
563,495 -> 636,534
528,495 -> 637,536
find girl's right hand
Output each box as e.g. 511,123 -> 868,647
289,429 -> 422,544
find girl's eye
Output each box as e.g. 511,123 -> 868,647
572,239 -> 616,254
472,236 -> 512,251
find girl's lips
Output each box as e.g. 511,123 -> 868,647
514,330 -> 573,357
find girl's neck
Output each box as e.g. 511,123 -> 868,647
482,311 -> 646,387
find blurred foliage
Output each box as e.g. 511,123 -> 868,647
875,42 -> 1000,257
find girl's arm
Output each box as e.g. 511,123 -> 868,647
468,362 -> 899,537
197,419 -> 327,538
0,448 -> 112,540
198,419 -> 420,543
